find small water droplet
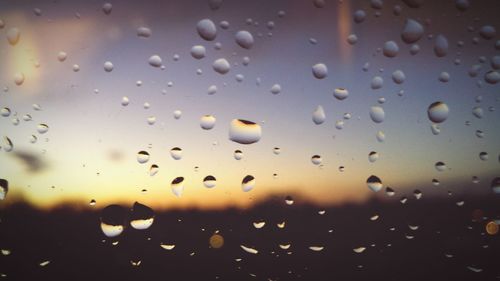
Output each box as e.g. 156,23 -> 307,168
312,63 -> 328,79
0,179 -> 8,200
435,161 -> 447,171
171,177 -> 185,197
427,102 -> 449,123
137,151 -> 150,164
369,106 -> 385,123
383,41 -> 399,57
7,28 -> 20,46
392,70 -> 406,84
333,88 -> 349,100
311,155 -> 322,165
229,119 -> 262,144
234,149 -> 243,160
371,76 -> 384,89
14,73 -> 25,86
434,35 -> 449,57
270,84 -> 281,94
240,245 -> 258,254
37,124 -> 49,134
170,147 -> 182,160
235,30 -> 254,49
148,55 -> 162,67
212,58 -> 230,74
203,175 -> 217,188
197,19 -> 217,41
130,202 -> 154,230
102,3 -> 112,15
241,175 -> 255,192
104,61 -> 114,72
1,108 -> 11,117
401,19 -> 424,43
368,151 -> 379,163
367,175 -> 383,192
137,27 -> 152,38
312,106 -> 326,125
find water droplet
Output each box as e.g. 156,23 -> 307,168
353,247 -> 366,253
240,245 -> 258,254
190,45 -> 206,60
160,244 -> 175,250
486,221 -> 499,235
309,246 -> 324,252
148,55 -> 162,67
209,233 -> 224,248
491,178 -> 500,194
212,58 -> 230,74
383,41 -> 399,57
401,19 -> 424,43
392,70 -> 406,84
347,34 -> 358,45
200,115 -> 216,130
333,88 -> 349,100
434,35 -> 449,57
368,151 -> 379,163
367,175 -> 383,192
273,147 -> 281,155
253,221 -> 266,229
1,108 -> 11,117
311,155 -> 322,165
369,106 -> 385,123
435,161 -> 447,171
37,124 -> 49,134
371,76 -> 384,89
170,147 -> 182,160
100,204 -> 126,237
121,96 -> 129,106
479,152 -> 489,161
130,202 -> 154,230
137,27 -> 152,38
234,150 -> 243,160
353,10 -> 366,23
427,102 -> 449,123
203,175 -> 217,188
14,73 -> 25,86
229,119 -> 262,145
241,175 -> 255,192
197,19 -> 217,41
285,195 -> 294,205
104,61 -> 114,72
102,3 -> 112,15
171,177 -> 185,197
39,260 -> 50,267
385,187 -> 395,196
270,84 -> 281,94
7,28 -> 20,46
137,151 -> 150,164
485,71 -> 500,84
57,51 -> 67,62
0,179 -> 8,200
439,72 -> 450,82
312,63 -> 328,79
147,116 -> 156,125
472,106 -> 484,119
148,164 -> 159,177
29,135 -> 37,143
431,124 -> 441,135
235,30 -> 254,49
376,130 -> 386,142
414,189 -> 423,199
479,25 -> 496,40
312,105 -> 326,125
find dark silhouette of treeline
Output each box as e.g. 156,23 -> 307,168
0,195 -> 499,281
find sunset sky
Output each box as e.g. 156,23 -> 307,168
0,0 -> 499,210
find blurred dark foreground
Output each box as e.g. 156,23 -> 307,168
0,196 -> 499,281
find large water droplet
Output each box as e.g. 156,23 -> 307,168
197,19 -> 217,41
148,55 -> 162,67
368,151 -> 379,163
371,76 -> 384,89
203,175 -> 217,188
190,45 -> 206,59
434,35 -> 449,57
0,179 -> 8,200
137,151 -> 150,164
130,202 -> 155,230
170,147 -> 183,160
7,28 -> 20,46
312,105 -> 326,125
102,3 -> 112,15
311,155 -> 322,165
235,30 -> 254,49
171,177 -> 185,197
229,119 -> 262,144
212,58 -> 230,74
383,41 -> 399,57
241,175 -> 255,192
104,61 -> 114,72
369,106 -> 385,123
367,175 -> 383,192
333,88 -> 349,100
401,19 -> 424,43
427,102 -> 449,123
100,204 -> 126,237
312,63 -> 328,79
392,70 -> 406,84
200,115 -> 216,130
37,124 -> 49,134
